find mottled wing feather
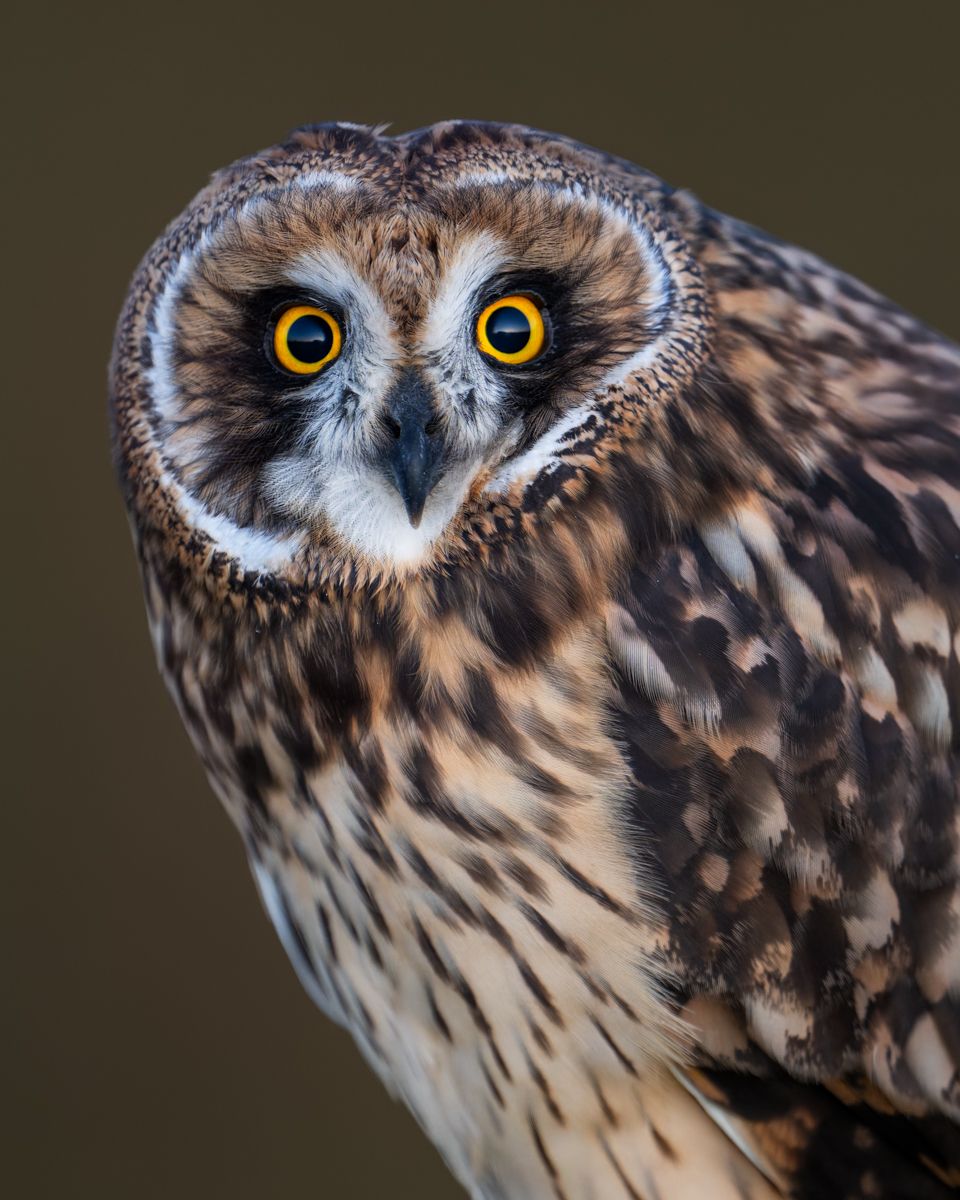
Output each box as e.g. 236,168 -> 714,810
607,204 -> 960,1192
676,1063 -> 959,1198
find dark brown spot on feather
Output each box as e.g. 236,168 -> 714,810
600,1136 -> 646,1200
592,1016 -> 638,1076
518,901 -> 585,962
412,916 -> 451,984
650,1125 -> 677,1162
426,983 -> 452,1042
523,1049 -> 565,1124
529,1114 -> 568,1200
554,855 -> 629,917
479,1053 -> 505,1109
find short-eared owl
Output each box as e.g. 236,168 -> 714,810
111,122 -> 959,1198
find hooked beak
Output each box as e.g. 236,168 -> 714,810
380,369 -> 444,527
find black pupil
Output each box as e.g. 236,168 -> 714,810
285,313 -> 333,364
486,305 -> 532,355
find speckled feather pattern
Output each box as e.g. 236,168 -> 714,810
111,122 -> 960,1198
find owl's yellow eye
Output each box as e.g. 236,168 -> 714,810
476,294 -> 546,364
272,305 -> 342,374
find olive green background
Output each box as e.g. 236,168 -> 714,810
7,3 -> 959,1197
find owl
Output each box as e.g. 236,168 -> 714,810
110,121 -> 959,1198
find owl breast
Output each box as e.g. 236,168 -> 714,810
147,561 -> 776,1198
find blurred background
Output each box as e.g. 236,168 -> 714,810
7,2 -> 959,1196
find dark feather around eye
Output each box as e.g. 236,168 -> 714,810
476,267 -> 643,412
475,269 -> 564,326
163,283 -> 336,527
244,286 -> 346,380
172,283 -> 345,395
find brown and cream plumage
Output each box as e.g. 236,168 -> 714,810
110,121 -> 960,1198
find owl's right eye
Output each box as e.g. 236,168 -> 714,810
271,305 -> 342,375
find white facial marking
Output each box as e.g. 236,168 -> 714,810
148,229 -> 305,575
419,232 -> 504,359
149,233 -> 203,426
145,172 -> 369,574
284,245 -> 402,457
486,400 -> 593,492
418,232 -> 511,455
287,245 -> 396,364
266,242 -> 486,564
265,452 -> 481,568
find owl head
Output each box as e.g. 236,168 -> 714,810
111,121 -> 753,593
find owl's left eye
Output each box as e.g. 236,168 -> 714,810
476,294 -> 546,364
271,305 -> 342,375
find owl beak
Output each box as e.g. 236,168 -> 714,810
380,369 -> 444,528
